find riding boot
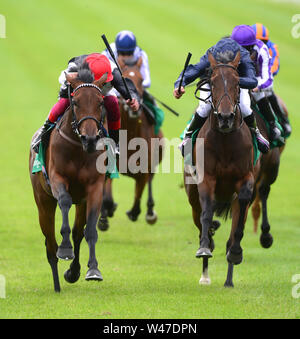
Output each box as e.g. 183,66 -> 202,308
268,93 -> 292,136
244,112 -> 270,154
108,129 -> 120,156
256,97 -> 281,141
31,118 -> 55,153
179,113 -> 207,157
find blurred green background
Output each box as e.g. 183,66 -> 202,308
0,0 -> 300,319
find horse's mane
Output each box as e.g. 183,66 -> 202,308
214,50 -> 235,64
76,62 -> 94,83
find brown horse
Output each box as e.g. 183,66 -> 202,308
251,96 -> 288,242
184,51 -> 265,287
98,56 -> 164,231
29,66 -> 109,292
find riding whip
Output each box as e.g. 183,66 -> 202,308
178,52 -> 192,94
101,34 -> 132,100
149,94 -> 180,117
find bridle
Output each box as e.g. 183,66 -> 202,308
195,63 -> 240,116
68,83 -> 108,139
195,63 -> 243,133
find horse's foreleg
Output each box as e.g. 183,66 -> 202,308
197,176 -> 216,258
85,180 -> 104,281
37,196 -> 60,292
127,174 -> 148,222
54,183 -> 74,260
146,173 -> 157,225
227,177 -> 253,266
64,203 -> 86,284
251,182 -> 261,233
259,183 -> 273,248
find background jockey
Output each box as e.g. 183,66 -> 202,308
174,37 -> 270,155
231,24 -> 282,142
251,23 -> 291,136
102,30 -> 164,135
31,53 -> 140,153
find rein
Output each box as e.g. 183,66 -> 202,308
56,83 -> 108,146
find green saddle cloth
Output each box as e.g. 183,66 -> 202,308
32,140 -> 119,179
180,122 -> 260,166
143,98 -> 165,135
251,102 -> 288,149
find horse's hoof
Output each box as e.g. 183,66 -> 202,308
226,250 -> 243,265
56,246 -> 75,261
98,217 -> 109,232
224,280 -> 234,288
260,233 -> 273,249
212,220 -> 221,231
126,210 -> 139,222
146,211 -> 157,225
195,248 -> 213,258
199,276 -> 211,285
64,268 -> 80,284
107,203 -> 118,218
85,268 -> 103,281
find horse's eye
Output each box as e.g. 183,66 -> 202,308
73,100 -> 78,107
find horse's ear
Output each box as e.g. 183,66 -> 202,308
65,72 -> 80,88
230,51 -> 241,68
117,56 -> 125,69
137,56 -> 143,68
94,72 -> 108,88
208,52 -> 217,68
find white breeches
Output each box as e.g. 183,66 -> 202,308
195,84 -> 252,118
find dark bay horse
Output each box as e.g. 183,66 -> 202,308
29,66 -> 109,292
251,96 -> 288,242
98,56 -> 164,230
184,51 -> 262,287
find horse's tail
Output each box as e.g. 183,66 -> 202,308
214,195 -> 236,220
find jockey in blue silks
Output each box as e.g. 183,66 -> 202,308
174,36 -> 270,155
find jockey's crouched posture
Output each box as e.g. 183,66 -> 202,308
231,25 -> 282,142
32,53 -> 140,153
252,23 -> 291,136
174,37 -> 270,155
102,30 -> 164,134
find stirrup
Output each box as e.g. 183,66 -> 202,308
253,128 -> 270,154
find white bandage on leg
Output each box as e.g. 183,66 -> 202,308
239,88 -> 252,118
196,83 -> 211,118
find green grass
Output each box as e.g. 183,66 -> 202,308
0,0 -> 300,318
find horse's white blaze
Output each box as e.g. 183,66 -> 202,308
129,71 -> 135,77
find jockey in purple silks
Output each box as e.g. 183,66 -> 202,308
252,23 -> 291,136
174,37 -> 270,155
231,25 -> 282,142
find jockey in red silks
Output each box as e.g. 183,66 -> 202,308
251,23 -> 291,136
231,25 -> 282,142
32,53 -> 140,153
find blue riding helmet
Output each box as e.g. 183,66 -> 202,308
115,30 -> 137,53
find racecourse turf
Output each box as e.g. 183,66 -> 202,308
0,0 -> 300,319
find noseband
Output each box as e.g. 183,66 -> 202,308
68,83 -> 108,138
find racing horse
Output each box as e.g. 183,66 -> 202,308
184,51 -> 264,287
251,96 -> 288,243
29,64 -> 109,292
98,56 -> 164,231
